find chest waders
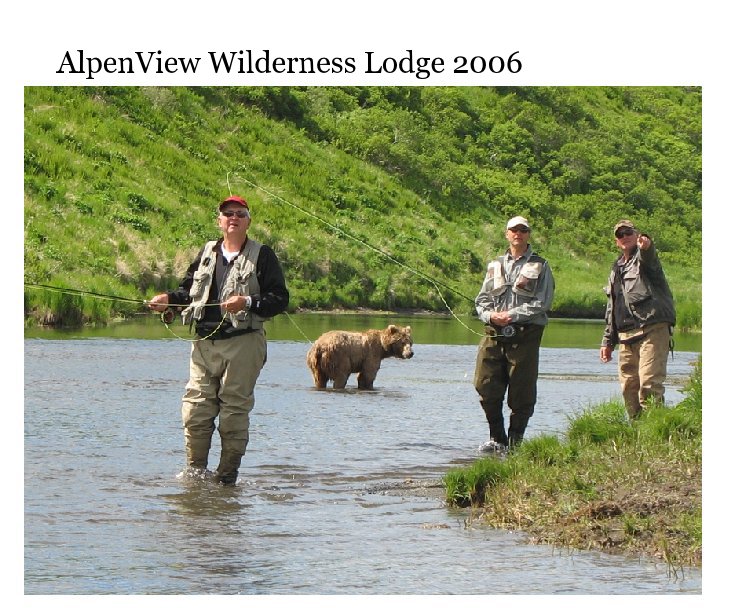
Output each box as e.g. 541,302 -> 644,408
474,324 -> 544,448
181,239 -> 266,485
474,253 -> 548,449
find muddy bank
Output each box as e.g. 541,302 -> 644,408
364,478 -> 446,500
366,472 -> 701,570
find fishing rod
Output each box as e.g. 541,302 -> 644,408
24,282 -> 218,310
23,281 -> 226,335
23,282 -> 145,306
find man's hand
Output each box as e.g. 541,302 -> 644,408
600,345 -> 614,363
637,234 -> 652,251
221,295 -> 248,313
146,293 -> 169,312
490,311 -> 513,327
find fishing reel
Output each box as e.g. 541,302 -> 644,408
160,308 -> 176,325
487,324 -> 517,340
499,325 -> 515,337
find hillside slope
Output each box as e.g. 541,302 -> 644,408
23,86 -> 701,327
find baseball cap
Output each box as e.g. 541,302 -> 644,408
613,219 -> 636,233
506,215 -> 530,230
219,195 -> 249,210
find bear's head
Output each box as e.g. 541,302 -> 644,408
383,324 -> 414,359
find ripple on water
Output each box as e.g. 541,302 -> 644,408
24,339 -> 702,595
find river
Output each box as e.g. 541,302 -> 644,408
24,315 -> 702,595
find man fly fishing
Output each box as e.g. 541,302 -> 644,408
147,195 -> 289,485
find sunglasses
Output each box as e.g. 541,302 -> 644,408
615,228 -> 635,238
508,226 -> 529,234
221,210 -> 249,218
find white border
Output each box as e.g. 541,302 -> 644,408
8,1 -> 728,609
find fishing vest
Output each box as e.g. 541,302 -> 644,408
181,238 -> 266,330
605,246 -> 676,331
484,251 -> 548,302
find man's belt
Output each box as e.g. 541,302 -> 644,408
485,323 -> 538,341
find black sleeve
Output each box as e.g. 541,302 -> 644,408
251,245 -> 289,318
639,239 -> 663,276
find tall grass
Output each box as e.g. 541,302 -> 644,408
444,456 -> 515,508
566,401 -> 631,445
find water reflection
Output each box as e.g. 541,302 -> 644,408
24,312 -> 702,353
163,476 -> 252,517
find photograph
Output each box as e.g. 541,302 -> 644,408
12,0 -> 725,607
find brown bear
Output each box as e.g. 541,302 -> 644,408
306,324 -> 414,390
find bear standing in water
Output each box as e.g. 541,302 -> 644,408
306,324 -> 414,390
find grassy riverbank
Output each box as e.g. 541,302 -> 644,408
444,362 -> 702,568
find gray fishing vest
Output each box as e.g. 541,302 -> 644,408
181,239 -> 266,330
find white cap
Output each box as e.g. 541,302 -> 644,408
506,216 -> 530,230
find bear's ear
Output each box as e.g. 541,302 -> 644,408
405,326 -> 411,333
387,324 -> 398,333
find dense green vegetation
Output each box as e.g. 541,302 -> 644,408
23,86 -> 701,327
444,361 -> 702,568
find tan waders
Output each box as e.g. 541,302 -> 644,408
474,324 -> 544,448
618,322 -> 671,419
181,330 -> 267,485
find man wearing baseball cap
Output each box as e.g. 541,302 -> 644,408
473,215 -> 555,451
600,220 -> 676,419
148,195 -> 289,484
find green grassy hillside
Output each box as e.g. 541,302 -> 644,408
23,86 -> 701,328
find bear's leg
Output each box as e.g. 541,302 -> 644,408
332,373 -> 350,389
357,371 -> 375,390
357,363 -> 379,390
312,368 -> 328,389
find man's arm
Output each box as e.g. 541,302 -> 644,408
251,245 -> 289,317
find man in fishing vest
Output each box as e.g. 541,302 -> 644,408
600,220 -> 676,419
473,215 -> 555,451
147,195 -> 289,485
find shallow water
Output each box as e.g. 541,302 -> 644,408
24,331 -> 702,595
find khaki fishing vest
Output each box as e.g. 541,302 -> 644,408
181,239 -> 266,330
484,252 -> 548,301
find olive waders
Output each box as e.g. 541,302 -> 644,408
474,324 -> 544,448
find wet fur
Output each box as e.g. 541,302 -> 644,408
306,324 -> 414,390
